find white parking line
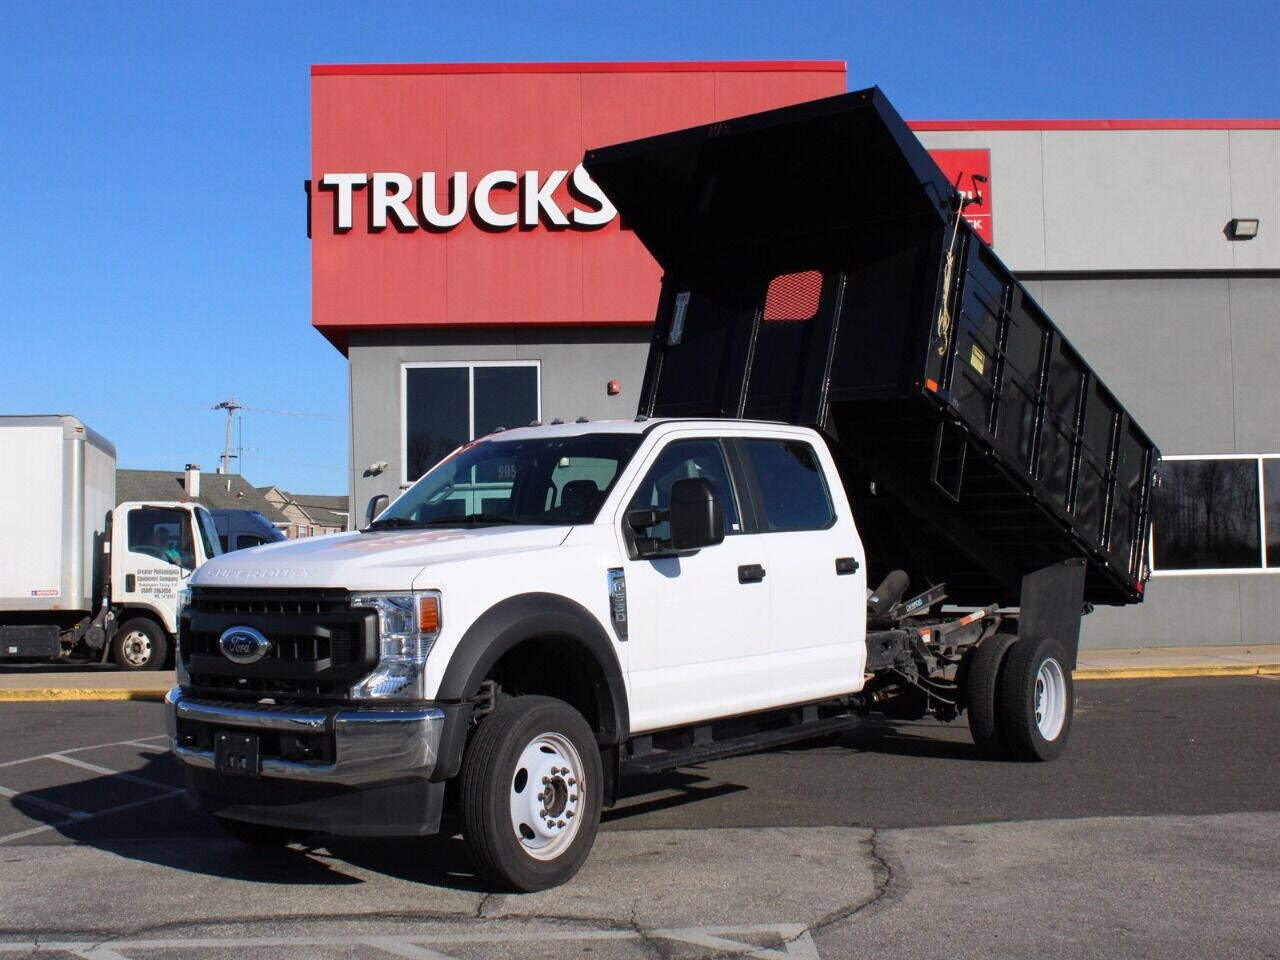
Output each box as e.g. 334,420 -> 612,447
0,784 -> 185,846
0,925 -> 820,958
0,741 -> 183,846
49,753 -> 176,792
0,735 -> 169,770
0,784 -> 91,821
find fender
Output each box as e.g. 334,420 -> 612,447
114,601 -> 176,636
437,592 -> 629,745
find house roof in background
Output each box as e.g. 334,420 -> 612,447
259,487 -> 349,528
118,470 -> 289,525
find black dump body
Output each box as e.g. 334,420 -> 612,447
584,87 -> 1158,606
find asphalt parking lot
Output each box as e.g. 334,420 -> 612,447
0,676 -> 1277,959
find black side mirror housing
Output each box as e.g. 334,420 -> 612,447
669,476 -> 725,552
365,493 -> 389,527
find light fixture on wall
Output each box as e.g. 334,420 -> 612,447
1226,218 -> 1260,240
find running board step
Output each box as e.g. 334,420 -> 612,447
620,714 -> 861,777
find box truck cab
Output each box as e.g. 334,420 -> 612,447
0,415 -> 220,670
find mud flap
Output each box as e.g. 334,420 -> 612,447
1019,560 -> 1087,670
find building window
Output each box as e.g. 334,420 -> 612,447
403,362 -> 540,484
1150,455 -> 1278,574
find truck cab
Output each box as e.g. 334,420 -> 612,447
108,500 -> 220,668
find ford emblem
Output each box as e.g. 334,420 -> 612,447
218,626 -> 273,665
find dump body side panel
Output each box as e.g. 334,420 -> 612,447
585,88 -> 1158,605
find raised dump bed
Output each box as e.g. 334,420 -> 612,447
584,87 -> 1158,606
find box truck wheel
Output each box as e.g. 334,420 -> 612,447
459,695 -> 602,892
966,633 -> 1018,759
999,636 -> 1073,761
112,618 -> 167,671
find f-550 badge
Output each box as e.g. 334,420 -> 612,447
606,568 -> 628,641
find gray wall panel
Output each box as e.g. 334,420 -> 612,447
916,130 -> 1046,271
923,128 -> 1277,273
1036,278 -> 1235,453
1228,279 -> 1280,454
1081,576 -> 1241,649
1041,131 -> 1232,271
1237,575 -> 1280,646
348,327 -> 650,518
1227,130 -> 1279,270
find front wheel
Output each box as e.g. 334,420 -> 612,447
459,695 -> 602,891
111,618 -> 168,671
999,636 -> 1074,761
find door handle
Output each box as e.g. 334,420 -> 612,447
738,563 -> 766,584
835,557 -> 859,575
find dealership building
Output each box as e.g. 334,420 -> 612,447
308,60 -> 1279,649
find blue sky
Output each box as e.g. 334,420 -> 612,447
2,0 -> 1277,493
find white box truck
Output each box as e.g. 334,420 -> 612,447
0,415 -> 221,670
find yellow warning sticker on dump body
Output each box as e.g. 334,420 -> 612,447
969,343 -> 986,375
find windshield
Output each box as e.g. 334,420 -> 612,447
195,508 -> 221,559
371,433 -> 642,529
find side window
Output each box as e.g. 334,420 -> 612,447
742,439 -> 835,532
627,439 -> 740,541
126,507 -> 195,567
237,535 -> 268,550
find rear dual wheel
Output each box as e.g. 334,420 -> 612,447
967,635 -> 1072,761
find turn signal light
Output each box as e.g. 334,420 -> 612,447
419,595 -> 441,634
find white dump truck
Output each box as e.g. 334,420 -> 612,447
165,89 -> 1157,891
0,415 -> 221,670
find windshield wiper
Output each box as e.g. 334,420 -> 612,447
365,516 -> 428,530
419,513 -> 535,527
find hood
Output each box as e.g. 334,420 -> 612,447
192,525 -> 572,591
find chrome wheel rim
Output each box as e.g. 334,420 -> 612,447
509,731 -> 584,861
120,630 -> 152,668
1034,657 -> 1067,741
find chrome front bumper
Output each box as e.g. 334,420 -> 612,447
164,687 -> 447,785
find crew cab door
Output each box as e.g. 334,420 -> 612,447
736,437 -> 866,703
618,437 -> 771,732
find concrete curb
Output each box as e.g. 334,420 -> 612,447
1074,664 -> 1280,681
0,689 -> 168,703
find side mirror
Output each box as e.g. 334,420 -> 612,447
365,493 -> 389,527
669,477 -> 725,552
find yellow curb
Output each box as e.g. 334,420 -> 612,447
1074,664 -> 1280,680
0,689 -> 168,703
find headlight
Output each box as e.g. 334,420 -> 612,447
175,587 -> 192,621
349,591 -> 442,700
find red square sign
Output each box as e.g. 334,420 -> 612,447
928,149 -> 993,245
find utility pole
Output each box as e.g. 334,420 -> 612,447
213,398 -> 243,474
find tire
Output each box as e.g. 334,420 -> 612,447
111,618 -> 168,671
966,633 -> 1018,759
460,695 -> 602,892
999,636 -> 1073,761
217,817 -> 308,848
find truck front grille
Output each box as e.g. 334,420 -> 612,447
181,587 -> 376,703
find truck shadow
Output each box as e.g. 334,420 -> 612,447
9,750 -> 491,891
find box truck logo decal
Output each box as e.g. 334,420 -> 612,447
30,589 -> 59,597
